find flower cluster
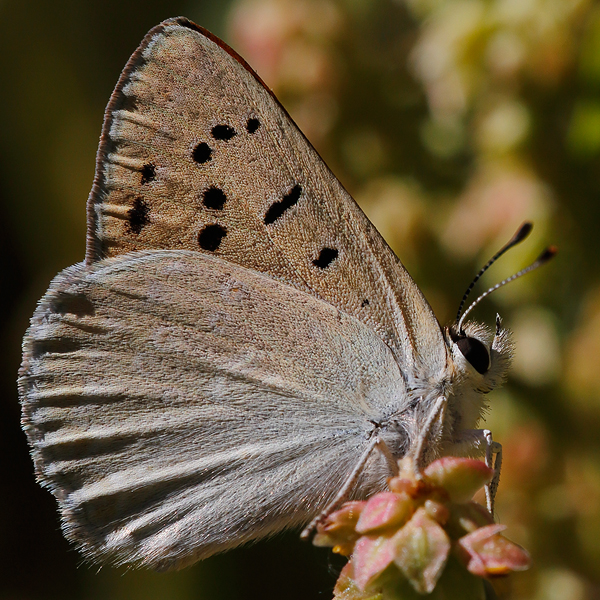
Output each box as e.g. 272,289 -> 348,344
314,457 -> 530,599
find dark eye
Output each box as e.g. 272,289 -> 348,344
456,337 -> 490,374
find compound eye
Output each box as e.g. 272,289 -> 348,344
456,336 -> 490,374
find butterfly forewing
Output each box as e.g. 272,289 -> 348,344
87,17 -> 447,375
20,250 -> 405,568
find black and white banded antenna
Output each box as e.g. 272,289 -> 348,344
455,222 -> 557,334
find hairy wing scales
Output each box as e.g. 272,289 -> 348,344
20,250 -> 406,568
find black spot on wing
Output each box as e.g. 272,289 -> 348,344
246,118 -> 260,133
313,248 -> 338,269
192,142 -> 212,164
198,224 -> 227,251
140,163 -> 156,184
361,299 -> 370,308
211,125 -> 236,140
202,187 -> 227,210
264,184 -> 302,225
128,197 -> 150,234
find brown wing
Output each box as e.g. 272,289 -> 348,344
86,17 -> 447,376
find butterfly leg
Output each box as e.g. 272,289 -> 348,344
300,432 -> 393,540
483,429 -> 502,516
411,396 -> 446,475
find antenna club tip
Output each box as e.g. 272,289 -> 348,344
539,246 -> 558,262
513,222 -> 533,243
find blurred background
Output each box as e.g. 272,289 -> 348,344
0,0 -> 597,598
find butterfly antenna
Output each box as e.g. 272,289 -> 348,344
457,245 -> 557,333
455,222 -> 534,328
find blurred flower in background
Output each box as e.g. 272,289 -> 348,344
2,0 -> 600,599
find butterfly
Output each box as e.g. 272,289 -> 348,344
18,17 -> 541,571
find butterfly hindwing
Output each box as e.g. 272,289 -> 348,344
87,17 -> 447,375
19,250 -> 406,569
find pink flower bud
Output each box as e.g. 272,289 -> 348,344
424,457 -> 494,503
458,524 -> 531,577
355,492 -> 413,534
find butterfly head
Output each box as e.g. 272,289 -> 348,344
446,316 -> 513,392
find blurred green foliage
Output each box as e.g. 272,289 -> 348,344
1,0 -> 599,599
